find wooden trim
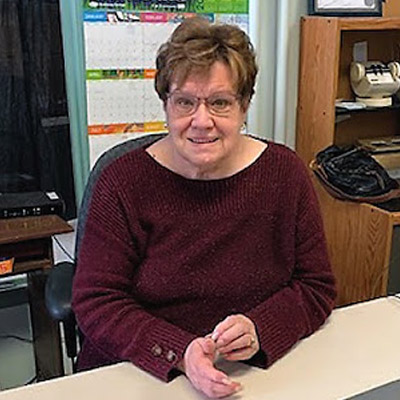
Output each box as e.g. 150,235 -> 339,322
296,17 -> 340,165
391,213 -> 400,225
302,16 -> 400,30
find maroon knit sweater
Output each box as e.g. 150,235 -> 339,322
72,140 -> 336,381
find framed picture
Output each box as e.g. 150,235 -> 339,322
309,0 -> 383,16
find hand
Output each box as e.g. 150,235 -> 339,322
211,314 -> 260,361
181,337 -> 241,398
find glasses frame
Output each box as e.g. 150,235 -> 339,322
167,91 -> 241,117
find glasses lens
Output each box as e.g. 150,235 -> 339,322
170,93 -> 197,115
207,94 -> 236,115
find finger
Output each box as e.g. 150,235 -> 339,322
199,363 -> 229,383
218,333 -> 255,354
221,347 -> 256,361
212,315 -> 239,340
215,323 -> 247,347
204,380 -> 242,398
198,337 -> 217,355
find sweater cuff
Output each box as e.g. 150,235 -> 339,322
130,319 -> 196,382
245,289 -> 307,367
244,349 -> 268,369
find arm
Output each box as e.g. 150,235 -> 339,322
72,169 -> 196,381
213,161 -> 336,367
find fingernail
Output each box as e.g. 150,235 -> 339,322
235,385 -> 242,392
211,332 -> 219,341
222,378 -> 232,385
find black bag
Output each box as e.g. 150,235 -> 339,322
310,145 -> 400,203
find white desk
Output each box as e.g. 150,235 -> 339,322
2,297 -> 400,399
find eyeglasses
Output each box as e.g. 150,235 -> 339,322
167,91 -> 240,117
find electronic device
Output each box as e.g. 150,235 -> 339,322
0,191 -> 65,219
350,61 -> 400,107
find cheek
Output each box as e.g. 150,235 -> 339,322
167,115 -> 191,137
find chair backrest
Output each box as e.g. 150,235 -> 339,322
74,133 -> 166,261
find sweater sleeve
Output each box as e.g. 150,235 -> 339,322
246,158 -> 337,368
72,167 -> 196,381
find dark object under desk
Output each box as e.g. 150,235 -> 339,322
0,215 -> 73,381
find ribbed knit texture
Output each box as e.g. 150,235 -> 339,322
72,141 -> 336,381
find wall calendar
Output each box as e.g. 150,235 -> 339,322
83,0 -> 249,136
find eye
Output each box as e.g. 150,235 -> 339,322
209,97 -> 233,111
175,96 -> 196,109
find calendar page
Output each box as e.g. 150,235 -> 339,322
83,0 -> 249,137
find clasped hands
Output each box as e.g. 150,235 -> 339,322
181,314 -> 260,398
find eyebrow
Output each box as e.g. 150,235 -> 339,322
171,90 -> 236,97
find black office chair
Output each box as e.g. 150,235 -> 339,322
45,133 -> 166,372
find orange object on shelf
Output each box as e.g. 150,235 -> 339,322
0,257 -> 14,275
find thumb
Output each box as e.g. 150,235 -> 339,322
198,337 -> 216,355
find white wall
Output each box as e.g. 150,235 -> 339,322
248,0 -> 308,148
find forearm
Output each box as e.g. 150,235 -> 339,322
73,278 -> 196,381
245,270 -> 335,368
72,217 -> 196,381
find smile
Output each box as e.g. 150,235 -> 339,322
188,138 -> 218,144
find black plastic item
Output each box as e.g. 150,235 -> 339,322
0,191 -> 65,219
310,145 -> 400,203
45,261 -> 78,362
45,261 -> 75,322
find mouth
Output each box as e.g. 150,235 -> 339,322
188,137 -> 219,144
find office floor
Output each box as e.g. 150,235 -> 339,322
0,220 -> 76,391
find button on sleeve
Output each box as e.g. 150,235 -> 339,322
151,344 -> 163,357
166,350 -> 177,363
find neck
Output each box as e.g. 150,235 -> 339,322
146,135 -> 267,181
171,136 -> 249,180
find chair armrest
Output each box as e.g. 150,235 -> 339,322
45,261 -> 75,322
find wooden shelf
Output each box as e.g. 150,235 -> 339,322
0,215 -> 73,245
336,102 -> 400,116
296,16 -> 400,306
5,259 -> 52,276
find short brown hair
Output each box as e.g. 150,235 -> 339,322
155,17 -> 258,109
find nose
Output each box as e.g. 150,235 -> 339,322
191,101 -> 214,129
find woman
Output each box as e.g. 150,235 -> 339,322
72,17 -> 336,398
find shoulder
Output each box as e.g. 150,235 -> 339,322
249,136 -> 308,177
248,138 -> 315,201
90,146 -> 153,198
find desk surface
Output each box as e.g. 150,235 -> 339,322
2,297 -> 400,399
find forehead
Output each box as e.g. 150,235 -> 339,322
170,62 -> 236,94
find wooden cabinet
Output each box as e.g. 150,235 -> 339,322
296,17 -> 400,306
0,215 -> 73,380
